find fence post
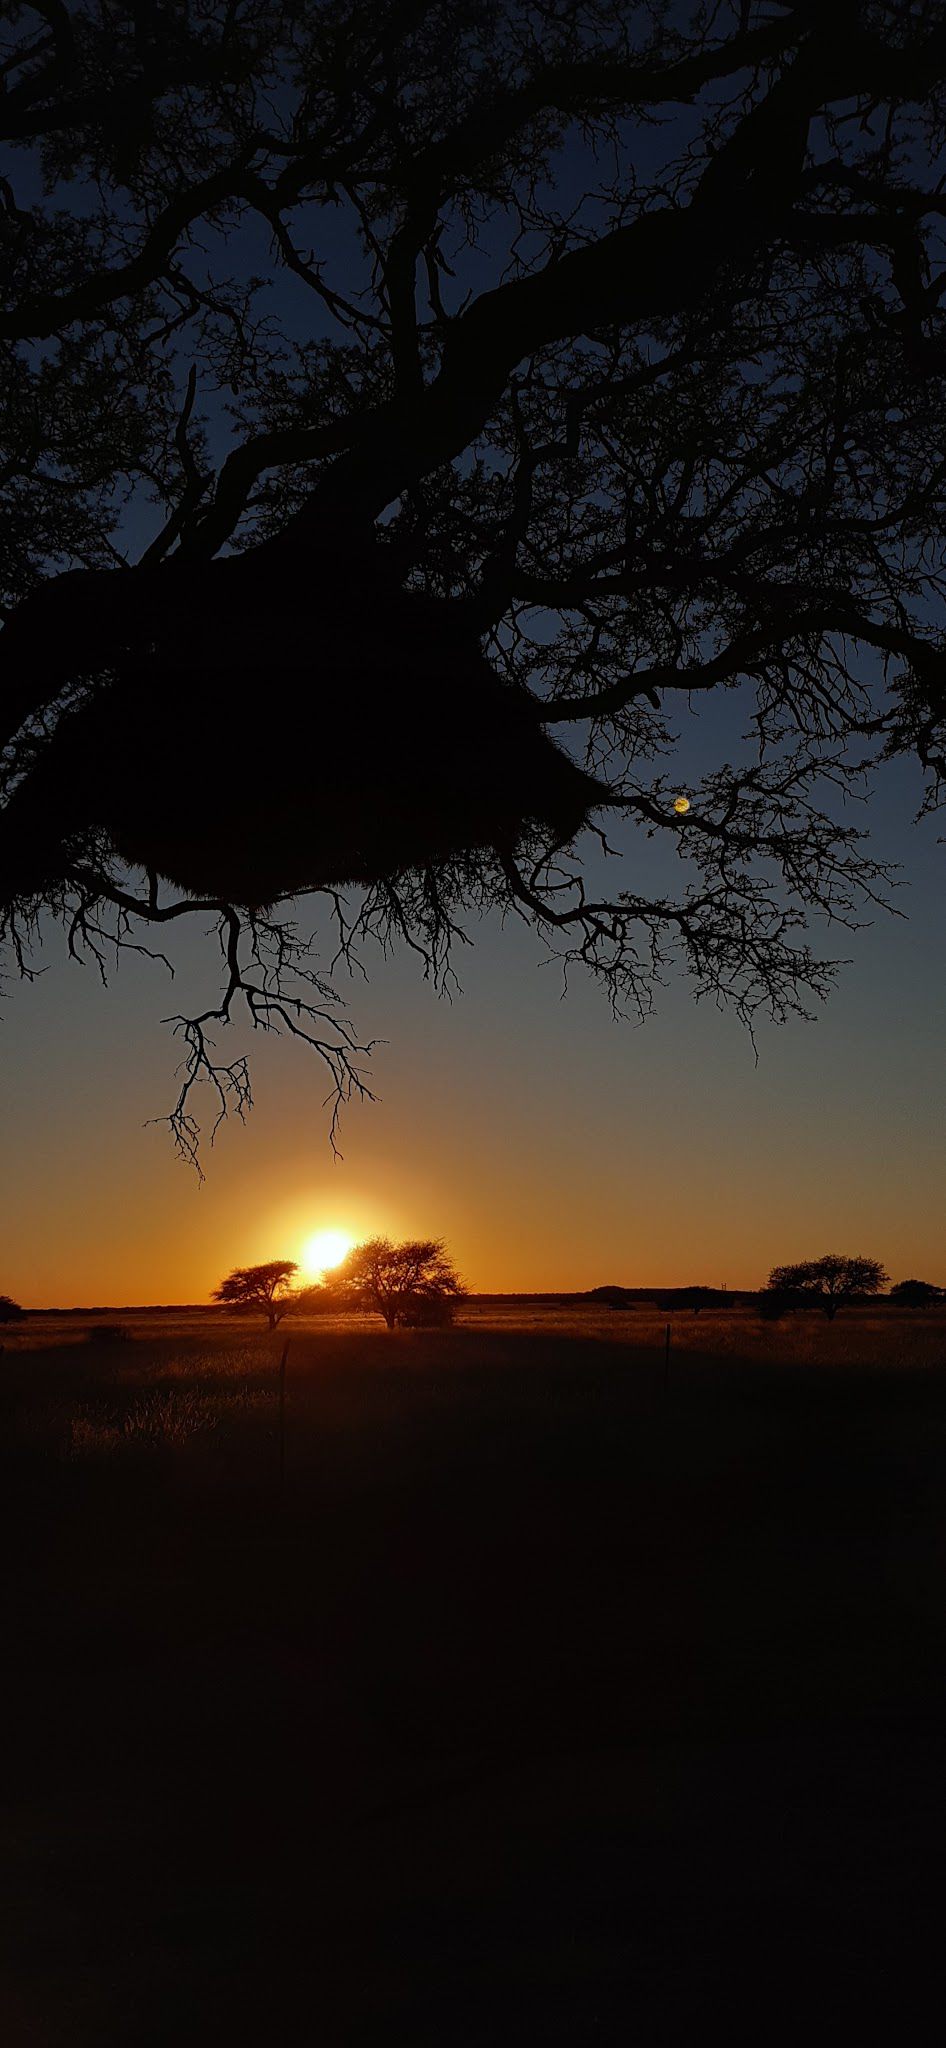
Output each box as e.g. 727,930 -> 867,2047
278,1337 -> 290,1492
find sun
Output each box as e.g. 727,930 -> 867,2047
302,1229 -> 353,1277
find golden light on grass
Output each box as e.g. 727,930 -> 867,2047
673,796 -> 691,814
302,1229 -> 353,1277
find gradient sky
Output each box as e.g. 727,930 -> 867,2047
3,70 -> 945,1305
2,742 -> 943,1304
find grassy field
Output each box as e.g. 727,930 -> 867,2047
4,1302 -> 946,2042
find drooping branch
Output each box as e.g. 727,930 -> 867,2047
6,869 -> 380,1177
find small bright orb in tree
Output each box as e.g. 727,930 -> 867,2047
673,797 -> 691,815
302,1230 -> 353,1277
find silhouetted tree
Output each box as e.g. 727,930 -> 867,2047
766,1255 -> 888,1321
3,6 -> 946,1163
889,1279 -> 943,1307
0,1295 -> 26,1323
336,1239 -> 465,1330
669,1287 -> 718,1316
213,1260 -> 298,1331
758,1288 -> 797,1323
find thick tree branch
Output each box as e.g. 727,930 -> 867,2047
0,163 -> 251,341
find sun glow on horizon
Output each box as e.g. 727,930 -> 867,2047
301,1229 -> 354,1278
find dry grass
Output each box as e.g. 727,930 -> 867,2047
6,1297 -> 946,2044
3,1299 -> 944,1476
6,1296 -> 946,1364
67,1383 -> 274,1458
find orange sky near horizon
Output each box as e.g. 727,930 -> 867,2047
1,829 -> 944,1308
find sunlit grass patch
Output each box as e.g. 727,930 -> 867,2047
154,1343 -> 271,1382
66,1381 -> 272,1458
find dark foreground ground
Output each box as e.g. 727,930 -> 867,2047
4,1310 -> 946,2042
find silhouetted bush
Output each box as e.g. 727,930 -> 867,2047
0,1295 -> 26,1323
681,1288 -> 716,1316
398,1292 -> 458,1329
657,1288 -> 722,1316
889,1280 -> 943,1307
758,1290 -> 802,1322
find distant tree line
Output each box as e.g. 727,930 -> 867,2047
583,1265 -> 943,1320
763,1258 -> 944,1318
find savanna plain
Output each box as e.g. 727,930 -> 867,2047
5,1300 -> 946,2043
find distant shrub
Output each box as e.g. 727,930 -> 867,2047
0,1295 -> 26,1323
889,1280 -> 943,1308
656,1288 -> 718,1316
679,1287 -> 716,1316
87,1323 -> 134,1345
399,1291 -> 458,1328
757,1289 -> 802,1321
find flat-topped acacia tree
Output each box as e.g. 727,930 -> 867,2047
213,1260 -> 299,1331
2,3 -> 946,1163
765,1254 -> 888,1319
